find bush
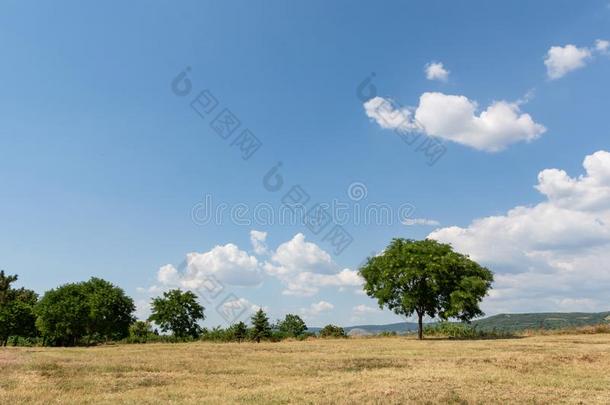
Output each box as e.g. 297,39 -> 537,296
319,324 -> 346,338
378,331 -> 398,337
128,321 -> 154,343
35,278 -> 135,346
424,322 -> 514,339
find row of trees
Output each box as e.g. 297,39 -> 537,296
0,273 -> 340,346
1,238 -> 493,345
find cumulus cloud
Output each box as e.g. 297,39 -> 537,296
596,39 -> 609,53
544,40 -> 608,80
425,62 -> 450,82
429,150 -> 610,313
156,243 -> 263,291
250,230 -> 269,255
364,93 -> 546,152
301,300 -> 334,318
264,233 -> 363,296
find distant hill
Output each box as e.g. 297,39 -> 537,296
471,311 -> 610,332
309,311 -> 610,335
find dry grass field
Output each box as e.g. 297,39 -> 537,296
2,334 -> 610,404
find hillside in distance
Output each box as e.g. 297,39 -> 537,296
309,311 -> 610,335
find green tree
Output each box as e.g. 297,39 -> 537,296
0,271 -> 38,346
35,283 -> 89,346
359,238 -> 493,340
35,278 -> 135,346
233,321 -> 248,342
129,320 -> 153,342
319,324 -> 346,338
83,277 -> 135,341
148,289 -> 204,339
278,314 -> 307,337
250,308 -> 271,343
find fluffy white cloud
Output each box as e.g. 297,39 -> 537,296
264,233 -> 363,296
250,230 -> 269,255
301,301 -> 334,318
429,150 -> 610,313
156,243 -> 263,290
544,40 -> 608,80
264,233 -> 335,276
353,304 -> 378,315
365,93 -> 546,152
425,62 -> 450,82
363,96 -> 416,131
596,39 -> 609,53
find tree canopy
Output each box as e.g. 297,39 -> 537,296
148,289 -> 205,338
35,277 -> 135,346
278,314 -> 307,337
359,238 -> 493,339
250,308 -> 272,343
0,271 -> 38,346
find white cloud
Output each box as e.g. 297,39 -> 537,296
219,297 -> 262,315
264,233 -> 363,296
402,218 -> 440,226
596,39 -> 609,53
425,62 -> 450,82
301,300 -> 334,318
353,304 -> 378,316
544,40 -> 608,80
429,150 -> 610,313
363,97 -> 416,131
264,233 -> 335,276
365,93 -> 546,152
156,243 -> 263,290
250,230 -> 269,255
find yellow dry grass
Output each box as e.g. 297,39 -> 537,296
2,334 -> 610,404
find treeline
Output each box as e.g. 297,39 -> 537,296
0,271 -> 346,347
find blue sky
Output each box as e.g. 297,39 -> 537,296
1,0 -> 610,327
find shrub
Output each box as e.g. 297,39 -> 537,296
319,324 -> 346,338
35,278 -> 135,346
424,322 -> 514,339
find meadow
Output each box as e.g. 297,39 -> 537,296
2,333 -> 610,404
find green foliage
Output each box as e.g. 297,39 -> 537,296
0,271 -> 38,346
35,277 -> 135,346
377,331 -> 397,337
232,321 -> 248,342
359,238 -> 493,339
250,309 -> 272,342
424,322 -> 514,339
472,311 -> 610,332
83,278 -> 135,341
128,321 -> 154,343
148,289 -> 205,338
278,314 -> 307,337
319,324 -> 346,338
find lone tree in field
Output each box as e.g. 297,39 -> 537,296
148,289 -> 204,339
250,308 -> 271,343
359,238 -> 493,340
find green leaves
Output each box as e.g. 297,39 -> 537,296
148,289 -> 205,339
35,278 -> 135,346
250,308 -> 271,342
278,314 -> 307,337
359,238 -> 493,338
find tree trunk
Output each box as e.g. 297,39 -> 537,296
417,312 -> 423,340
